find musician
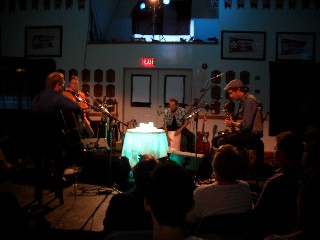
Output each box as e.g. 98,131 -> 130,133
211,79 -> 264,170
63,75 -> 94,138
163,98 -> 194,152
30,72 -> 82,205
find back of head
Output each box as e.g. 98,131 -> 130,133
276,131 -> 304,164
213,144 -> 244,181
132,154 -> 159,192
145,161 -> 195,227
45,72 -> 64,89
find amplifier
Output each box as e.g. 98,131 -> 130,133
169,150 -> 213,179
169,151 -> 204,172
81,138 -> 110,152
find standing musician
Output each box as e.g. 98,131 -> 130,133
63,75 -> 94,138
163,98 -> 194,152
211,79 -> 264,169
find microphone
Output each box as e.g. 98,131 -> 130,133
100,105 -> 111,115
210,72 -> 224,80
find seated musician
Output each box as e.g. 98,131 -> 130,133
63,75 -> 94,138
163,98 -> 194,152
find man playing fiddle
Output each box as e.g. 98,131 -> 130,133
63,75 -> 95,138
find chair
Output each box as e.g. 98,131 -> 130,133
30,108 -> 83,206
60,109 -> 85,197
195,212 -> 252,240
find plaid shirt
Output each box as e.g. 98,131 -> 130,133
163,106 -> 187,128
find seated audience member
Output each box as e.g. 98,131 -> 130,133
144,160 -> 204,240
187,144 -> 253,226
103,154 -> 159,236
251,131 -> 304,239
264,136 -> 320,240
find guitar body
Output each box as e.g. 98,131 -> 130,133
196,131 -> 210,154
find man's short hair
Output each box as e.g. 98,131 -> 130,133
213,144 -> 244,181
70,75 -> 79,82
169,98 -> 178,104
276,131 -> 304,164
145,161 -> 195,227
45,72 -> 64,89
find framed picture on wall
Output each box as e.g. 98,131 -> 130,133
221,31 -> 266,61
25,26 -> 62,57
131,74 -> 151,107
276,32 -> 315,62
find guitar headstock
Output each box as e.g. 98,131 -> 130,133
213,124 -> 218,137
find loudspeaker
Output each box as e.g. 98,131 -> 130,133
169,151 -> 204,171
80,152 -> 131,188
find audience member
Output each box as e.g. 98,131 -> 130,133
264,135 -> 320,240
144,160 -> 204,240
30,71 -> 82,206
251,131 -> 304,239
0,191 -> 50,239
187,144 -> 253,226
103,154 -> 159,236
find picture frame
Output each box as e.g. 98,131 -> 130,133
164,75 -> 186,107
221,30 -> 266,61
131,74 -> 151,107
276,32 -> 315,62
25,26 -> 62,57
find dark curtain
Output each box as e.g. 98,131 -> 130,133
269,61 -> 320,136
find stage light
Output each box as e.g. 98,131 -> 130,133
163,0 -> 170,4
140,2 -> 146,9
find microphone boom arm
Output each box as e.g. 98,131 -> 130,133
86,92 -> 128,127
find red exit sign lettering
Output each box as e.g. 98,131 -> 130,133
141,58 -> 155,67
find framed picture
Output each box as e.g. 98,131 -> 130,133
276,32 -> 315,62
131,74 -> 151,107
164,75 -> 186,107
221,31 -> 266,61
25,26 -> 62,57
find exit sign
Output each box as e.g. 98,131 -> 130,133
141,57 -> 155,67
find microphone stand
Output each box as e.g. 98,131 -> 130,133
184,73 -> 223,180
86,92 -> 128,189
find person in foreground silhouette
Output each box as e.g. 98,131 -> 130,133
144,160 -> 204,240
251,131 -> 304,239
103,154 -> 159,236
264,132 -> 320,240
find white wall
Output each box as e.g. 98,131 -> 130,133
1,0 -> 320,152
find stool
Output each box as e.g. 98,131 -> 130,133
63,165 -> 83,197
239,139 -> 264,190
168,131 -> 181,152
